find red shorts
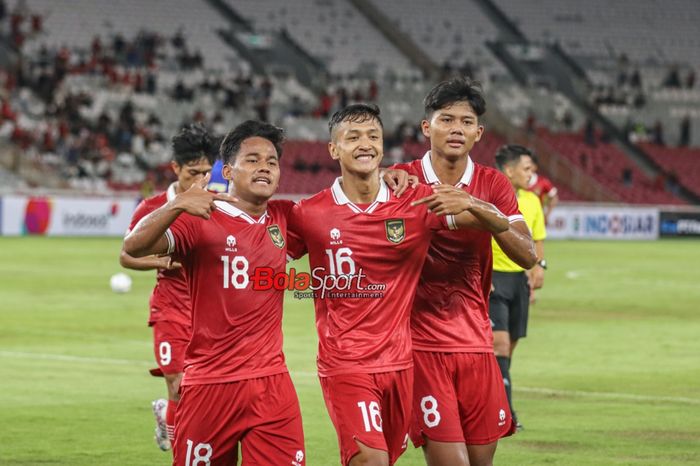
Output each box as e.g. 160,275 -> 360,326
319,369 -> 413,466
410,352 -> 515,446
172,372 -> 305,466
150,320 -> 190,376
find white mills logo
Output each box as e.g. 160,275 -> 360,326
225,235 -> 237,252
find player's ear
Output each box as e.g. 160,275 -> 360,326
474,124 -> 484,142
328,141 -> 339,160
503,163 -> 515,179
171,161 -> 181,176
420,119 -> 431,139
222,161 -> 233,180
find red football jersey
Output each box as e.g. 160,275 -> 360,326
392,153 -> 522,352
127,184 -> 192,328
166,200 -> 294,386
288,179 -> 453,377
528,173 -> 558,205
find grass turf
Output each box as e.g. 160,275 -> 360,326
0,237 -> 698,465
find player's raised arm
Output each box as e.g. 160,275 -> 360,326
413,184 -> 509,233
124,174 -> 236,257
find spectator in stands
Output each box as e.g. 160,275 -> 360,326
630,69 -> 642,88
652,121 -> 665,146
525,112 -> 536,134
584,118 -> 596,146
617,69 -> 628,87
579,152 -> 588,171
679,115 -> 690,147
172,27 -> 185,49
686,70 -> 696,89
632,92 -> 646,109
663,65 -> 682,88
286,95 -> 304,118
622,168 -> 633,187
336,86 -> 348,109
113,33 -> 126,57
368,79 -> 378,101
561,110 -> 574,131
666,172 -> 680,195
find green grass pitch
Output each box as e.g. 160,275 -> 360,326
0,237 -> 699,465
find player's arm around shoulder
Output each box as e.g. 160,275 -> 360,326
411,184 -> 509,233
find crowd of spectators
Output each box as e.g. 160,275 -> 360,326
0,13 -> 284,191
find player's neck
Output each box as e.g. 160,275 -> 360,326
233,197 -> 268,217
430,150 -> 468,186
339,172 -> 381,204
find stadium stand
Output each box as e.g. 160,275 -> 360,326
536,129 -> 685,205
0,0 -> 697,204
369,0 -> 504,77
225,0 -> 418,77
492,0 -> 700,65
641,143 -> 700,198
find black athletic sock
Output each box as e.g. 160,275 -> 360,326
497,356 -> 515,419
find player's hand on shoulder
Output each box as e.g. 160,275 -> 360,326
412,184 -> 474,216
382,168 -> 418,197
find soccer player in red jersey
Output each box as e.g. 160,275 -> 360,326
527,154 -> 559,223
124,121 -> 306,466
120,123 -> 217,452
287,104 -> 509,466
390,77 -> 537,466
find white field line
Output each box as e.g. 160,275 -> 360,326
0,350 -> 153,367
2,351 -> 698,405
518,386 -> 700,405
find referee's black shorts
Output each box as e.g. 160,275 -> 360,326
489,270 -> 530,340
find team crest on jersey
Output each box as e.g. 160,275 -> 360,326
267,225 -> 285,248
385,219 -> 405,244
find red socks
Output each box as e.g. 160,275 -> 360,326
166,399 -> 178,442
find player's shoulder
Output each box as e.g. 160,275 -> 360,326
267,199 -> 299,222
297,187 -> 333,210
268,198 -> 296,211
132,191 -> 167,218
142,191 -> 169,208
472,161 -> 504,181
390,159 -> 423,177
472,162 -> 513,190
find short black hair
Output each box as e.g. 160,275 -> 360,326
220,120 -> 285,164
423,76 -> 486,119
328,103 -> 383,139
171,123 -> 219,166
494,144 -> 533,171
